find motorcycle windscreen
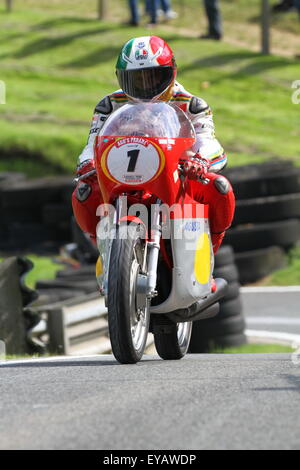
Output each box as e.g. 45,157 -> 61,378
99,102 -> 196,140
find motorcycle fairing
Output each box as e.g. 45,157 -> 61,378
150,208 -> 214,314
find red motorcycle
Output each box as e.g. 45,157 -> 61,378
93,102 -> 227,364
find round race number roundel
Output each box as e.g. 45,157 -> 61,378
101,137 -> 165,185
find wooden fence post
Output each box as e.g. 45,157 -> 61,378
180,0 -> 186,16
261,0 -> 271,55
47,308 -> 68,355
98,0 -> 108,20
6,0 -> 13,12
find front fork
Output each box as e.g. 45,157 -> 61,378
118,195 -> 162,298
146,201 -> 162,298
96,196 -> 162,300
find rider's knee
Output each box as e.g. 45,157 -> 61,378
72,183 -> 101,238
213,175 -> 232,196
74,182 -> 92,202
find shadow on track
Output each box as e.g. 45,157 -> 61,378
0,356 -> 161,368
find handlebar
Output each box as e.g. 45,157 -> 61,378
73,167 -> 209,186
73,170 -> 97,185
177,164 -> 210,185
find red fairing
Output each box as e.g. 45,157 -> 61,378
94,135 -> 195,209
93,134 -> 234,236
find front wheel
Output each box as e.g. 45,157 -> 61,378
154,321 -> 193,360
107,224 -> 150,364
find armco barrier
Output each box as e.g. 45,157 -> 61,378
32,292 -> 155,356
34,293 -> 110,355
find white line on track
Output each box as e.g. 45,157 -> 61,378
0,354 -> 111,366
1,331 -> 300,366
241,286 -> 300,293
246,329 -> 300,347
246,317 -> 300,325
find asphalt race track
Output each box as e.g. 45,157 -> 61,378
241,288 -> 300,336
1,287 -> 299,450
0,353 -> 299,450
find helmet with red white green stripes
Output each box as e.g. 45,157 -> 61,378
116,36 -> 177,101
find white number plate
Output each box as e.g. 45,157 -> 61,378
102,138 -> 165,185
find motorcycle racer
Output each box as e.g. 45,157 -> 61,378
72,36 -> 235,255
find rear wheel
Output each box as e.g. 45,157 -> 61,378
154,321 -> 193,360
108,224 -> 150,364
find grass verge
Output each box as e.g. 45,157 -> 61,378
2,343 -> 295,361
0,254 -> 62,288
212,343 -> 294,353
260,246 -> 300,286
24,254 -> 62,288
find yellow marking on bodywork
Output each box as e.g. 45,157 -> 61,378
96,256 -> 103,276
194,233 -> 211,284
100,142 -> 120,183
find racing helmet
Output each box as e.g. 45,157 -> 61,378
116,36 -> 177,101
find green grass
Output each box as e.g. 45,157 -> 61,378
24,254 -> 62,288
261,246 -> 300,286
2,343 -> 296,361
0,254 -> 62,288
2,354 -> 49,360
0,1 -> 299,176
2,344 -> 295,360
212,343 -> 294,353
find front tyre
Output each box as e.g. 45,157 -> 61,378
108,224 -> 150,364
154,321 -> 193,360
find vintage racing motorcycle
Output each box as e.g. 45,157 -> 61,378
92,102 -> 227,364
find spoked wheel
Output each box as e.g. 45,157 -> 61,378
107,224 -> 150,364
154,320 -> 193,360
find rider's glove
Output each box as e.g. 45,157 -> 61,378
75,159 -> 97,184
180,155 -> 211,180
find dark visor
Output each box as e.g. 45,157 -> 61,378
116,66 -> 174,100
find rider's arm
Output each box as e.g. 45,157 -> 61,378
77,96 -> 113,165
188,96 -> 227,173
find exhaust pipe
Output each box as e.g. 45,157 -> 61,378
167,278 -> 228,323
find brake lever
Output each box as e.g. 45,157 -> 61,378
199,176 -> 210,185
73,169 -> 97,185
177,164 -> 210,185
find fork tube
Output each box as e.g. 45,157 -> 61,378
147,201 -> 162,296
